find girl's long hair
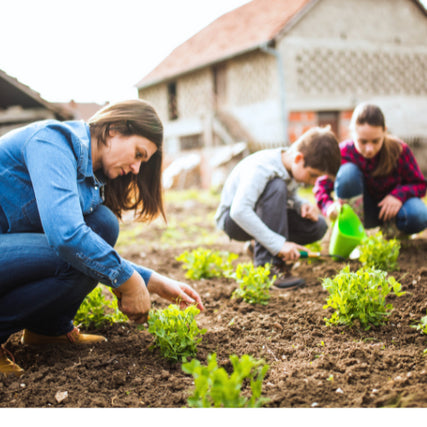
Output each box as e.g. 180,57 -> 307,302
89,99 -> 165,222
350,103 -> 402,177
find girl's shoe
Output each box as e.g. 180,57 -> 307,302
21,327 -> 107,345
0,345 -> 24,377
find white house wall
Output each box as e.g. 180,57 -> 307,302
139,84 -> 168,123
139,0 -> 427,153
279,0 -> 427,136
226,51 -> 283,144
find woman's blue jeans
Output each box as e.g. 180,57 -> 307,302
335,163 -> 427,233
0,205 -> 119,344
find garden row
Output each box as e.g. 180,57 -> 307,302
75,231 -> 427,408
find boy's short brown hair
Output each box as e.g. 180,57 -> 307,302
293,126 -> 341,177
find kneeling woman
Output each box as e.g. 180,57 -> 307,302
0,100 -> 204,376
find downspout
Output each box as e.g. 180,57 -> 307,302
260,43 -> 288,145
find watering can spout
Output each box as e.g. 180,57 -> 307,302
328,204 -> 366,259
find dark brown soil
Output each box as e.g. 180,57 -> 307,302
1,194 -> 427,408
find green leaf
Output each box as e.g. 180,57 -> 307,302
358,231 -> 400,271
182,353 -> 269,408
147,304 -> 206,362
231,263 -> 274,305
322,266 -> 404,329
176,248 -> 238,280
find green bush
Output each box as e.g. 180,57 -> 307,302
74,285 -> 127,329
147,304 -> 206,362
176,247 -> 238,280
358,231 -> 400,271
231,263 -> 274,305
182,353 -> 269,408
322,266 -> 405,330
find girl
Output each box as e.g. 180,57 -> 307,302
0,100 -> 204,376
314,103 -> 427,235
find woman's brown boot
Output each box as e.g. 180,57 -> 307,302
0,345 -> 24,377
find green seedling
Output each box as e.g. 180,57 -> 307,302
75,285 -> 127,329
412,313 -> 427,355
231,263 -> 274,305
147,304 -> 206,362
322,265 -> 405,330
358,231 -> 400,271
176,247 -> 238,280
413,311 -> 427,335
182,353 -> 270,408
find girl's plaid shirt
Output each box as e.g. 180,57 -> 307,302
314,139 -> 427,215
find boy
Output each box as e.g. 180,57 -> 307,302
215,126 -> 341,288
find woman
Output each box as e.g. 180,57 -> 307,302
0,99 -> 204,376
314,103 -> 427,235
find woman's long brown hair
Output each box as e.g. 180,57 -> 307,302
89,99 -> 166,222
350,103 -> 402,177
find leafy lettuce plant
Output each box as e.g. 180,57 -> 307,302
322,265 -> 405,330
231,263 -> 274,305
358,231 -> 400,271
182,353 -> 269,408
75,285 -> 128,329
147,304 -> 206,362
176,247 -> 238,280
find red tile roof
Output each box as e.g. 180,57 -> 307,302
136,0 -> 314,88
137,0 -> 426,88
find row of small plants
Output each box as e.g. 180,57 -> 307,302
73,256 -> 270,407
74,231 -> 426,406
177,248 -> 275,305
146,303 -> 269,407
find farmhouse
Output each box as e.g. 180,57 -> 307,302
136,0 -> 427,186
0,69 -> 74,136
0,69 -> 104,138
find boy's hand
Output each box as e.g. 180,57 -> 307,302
278,241 -> 307,262
300,203 -> 318,222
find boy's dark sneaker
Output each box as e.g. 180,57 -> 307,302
270,265 -> 305,289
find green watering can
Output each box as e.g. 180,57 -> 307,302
328,204 -> 366,259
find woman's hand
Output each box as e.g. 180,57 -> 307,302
378,195 -> 402,222
113,271 -> 151,324
147,272 -> 205,311
300,203 -> 319,222
277,241 -> 307,262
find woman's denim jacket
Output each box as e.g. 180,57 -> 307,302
0,120 -> 152,288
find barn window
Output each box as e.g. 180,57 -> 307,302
168,82 -> 178,120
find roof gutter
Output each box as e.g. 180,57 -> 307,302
260,43 -> 288,145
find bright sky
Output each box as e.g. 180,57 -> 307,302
1,0 -> 250,104
2,0 -> 426,105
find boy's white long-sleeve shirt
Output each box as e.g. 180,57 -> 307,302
215,148 -> 305,256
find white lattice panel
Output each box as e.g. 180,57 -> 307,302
178,69 -> 213,118
296,47 -> 427,96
